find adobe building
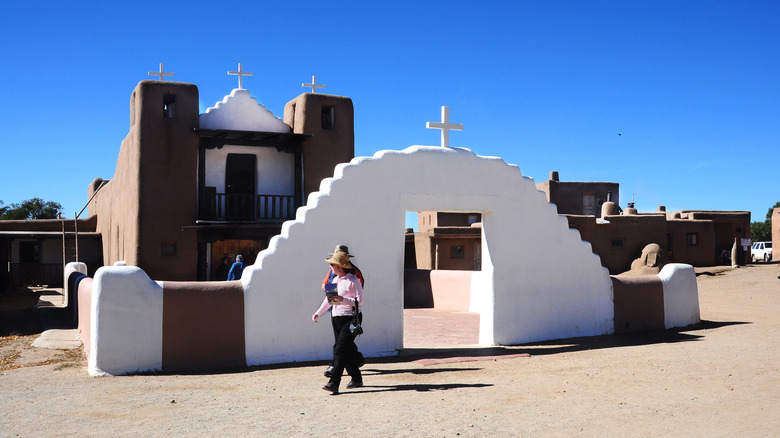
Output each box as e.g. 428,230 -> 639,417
409,171 -> 751,275
772,207 -> 780,256
411,211 -> 482,270
0,217 -> 102,290
0,77 -> 355,288
84,80 -> 354,281
536,170 -> 619,216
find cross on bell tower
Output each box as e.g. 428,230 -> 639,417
148,63 -> 175,81
426,106 -> 463,147
228,63 -> 253,89
302,75 -> 326,93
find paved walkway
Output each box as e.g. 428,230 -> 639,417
403,308 -> 480,348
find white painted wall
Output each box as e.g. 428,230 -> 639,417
658,263 -> 700,328
204,145 -> 294,195
63,262 -> 87,307
89,267 -> 163,376
243,146 -> 616,366
199,89 -> 290,133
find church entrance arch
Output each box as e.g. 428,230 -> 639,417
242,146 -> 614,366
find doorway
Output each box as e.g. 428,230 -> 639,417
225,153 -> 256,219
402,210 -> 483,348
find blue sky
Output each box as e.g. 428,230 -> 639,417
1,1 -> 778,226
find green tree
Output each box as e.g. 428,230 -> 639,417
0,198 -> 63,220
750,201 -> 780,242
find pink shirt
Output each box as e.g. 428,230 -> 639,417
315,273 -> 364,317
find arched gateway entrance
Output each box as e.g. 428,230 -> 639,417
242,146 -> 614,366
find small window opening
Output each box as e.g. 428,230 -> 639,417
450,245 -> 464,259
686,233 -> 699,246
321,105 -> 334,129
163,94 -> 176,119
610,239 -> 625,249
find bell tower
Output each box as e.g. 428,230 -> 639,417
284,93 -> 354,198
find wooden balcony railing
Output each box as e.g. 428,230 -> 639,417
9,263 -> 64,287
200,193 -> 296,221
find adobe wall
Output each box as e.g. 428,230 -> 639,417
89,81 -> 200,281
432,234 -> 480,270
567,214 -> 667,274
666,219 -> 715,266
403,269 -> 473,311
414,232 -> 433,269
773,208 -> 780,256
538,181 -> 619,215
0,216 -> 97,232
676,210 -> 751,265
83,255 -> 699,376
283,93 -> 354,198
610,263 -> 699,333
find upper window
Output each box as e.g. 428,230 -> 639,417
686,233 -> 699,246
450,245 -> 464,259
321,106 -> 335,130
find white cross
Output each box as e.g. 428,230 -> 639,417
148,63 -> 175,81
302,75 -> 326,93
426,106 -> 463,147
228,63 -> 253,89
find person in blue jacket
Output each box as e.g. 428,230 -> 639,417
227,254 -> 245,280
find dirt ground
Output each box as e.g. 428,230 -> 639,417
2,264 -> 779,437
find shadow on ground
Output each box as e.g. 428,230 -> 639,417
0,307 -> 76,337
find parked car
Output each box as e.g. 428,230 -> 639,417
751,241 -> 773,262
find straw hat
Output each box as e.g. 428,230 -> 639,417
325,251 -> 352,269
328,244 -> 355,257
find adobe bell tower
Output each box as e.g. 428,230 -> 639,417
283,92 -> 354,198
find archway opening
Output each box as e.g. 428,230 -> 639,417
402,210 -> 485,348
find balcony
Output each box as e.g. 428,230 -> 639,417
9,263 -> 64,287
199,193 -> 296,222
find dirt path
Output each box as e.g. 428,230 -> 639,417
2,264 -> 779,437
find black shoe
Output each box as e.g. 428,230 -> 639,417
346,380 -> 363,389
324,365 -> 334,378
322,382 -> 339,394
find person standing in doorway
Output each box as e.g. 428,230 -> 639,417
227,254 -> 245,280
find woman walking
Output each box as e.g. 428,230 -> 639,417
312,251 -> 364,394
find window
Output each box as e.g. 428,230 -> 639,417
19,242 -> 39,263
686,233 -> 699,246
450,245 -> 464,259
321,106 -> 334,129
161,243 -> 177,256
610,239 -> 625,249
163,93 -> 176,118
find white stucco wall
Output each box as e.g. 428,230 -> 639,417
658,263 -> 700,328
199,89 -> 291,133
89,267 -> 163,376
243,146 -> 615,366
204,145 -> 294,195
63,262 -> 87,307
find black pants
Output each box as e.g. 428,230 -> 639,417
329,314 -> 362,386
